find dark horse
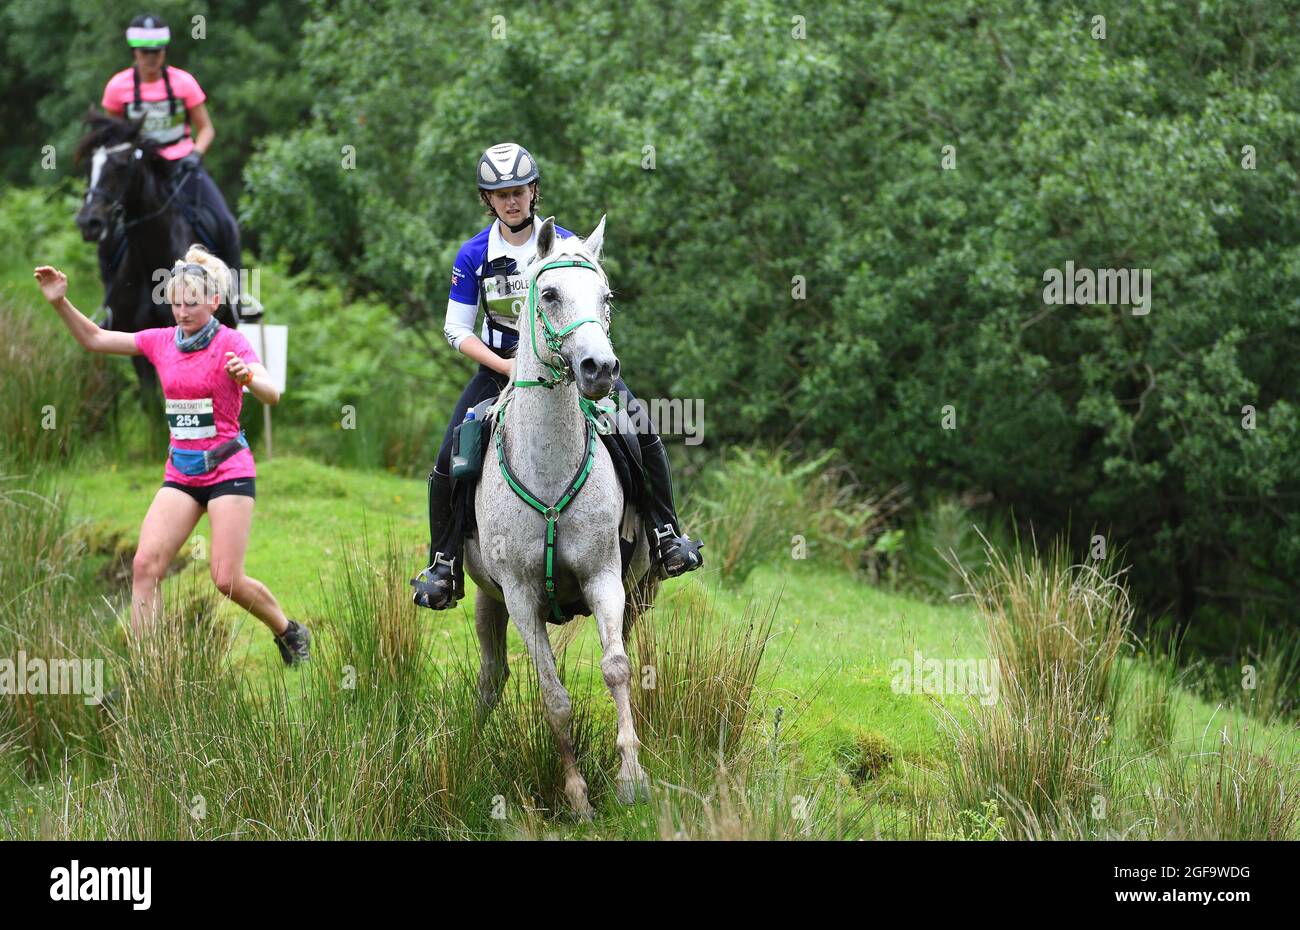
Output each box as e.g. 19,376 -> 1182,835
74,111 -> 239,396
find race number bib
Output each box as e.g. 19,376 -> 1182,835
165,397 -> 215,439
125,99 -> 186,145
482,271 -> 530,330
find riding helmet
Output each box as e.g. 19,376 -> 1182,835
476,143 -> 540,190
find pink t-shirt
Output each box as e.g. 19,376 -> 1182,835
134,325 -> 259,487
101,66 -> 206,160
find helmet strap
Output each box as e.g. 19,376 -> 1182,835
504,213 -> 534,234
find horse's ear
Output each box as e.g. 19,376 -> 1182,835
585,214 -> 607,260
536,216 -> 557,260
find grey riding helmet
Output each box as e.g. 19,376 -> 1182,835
476,143 -> 539,190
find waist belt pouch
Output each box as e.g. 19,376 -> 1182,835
450,417 -> 484,480
170,432 -> 248,477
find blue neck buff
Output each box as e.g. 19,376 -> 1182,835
175,316 -> 221,353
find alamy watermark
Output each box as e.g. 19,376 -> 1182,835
0,651 -> 105,705
890,650 -> 1001,705
604,395 -> 705,446
50,860 -> 151,910
1042,260 -> 1151,315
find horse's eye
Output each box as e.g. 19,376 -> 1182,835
541,287 -> 558,301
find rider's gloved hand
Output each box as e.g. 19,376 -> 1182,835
178,151 -> 203,173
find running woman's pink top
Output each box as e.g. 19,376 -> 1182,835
101,66 -> 206,161
134,325 -> 259,487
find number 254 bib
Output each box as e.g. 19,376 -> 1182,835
165,397 -> 215,439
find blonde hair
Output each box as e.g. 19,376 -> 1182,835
164,244 -> 232,307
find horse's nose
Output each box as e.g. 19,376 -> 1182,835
80,216 -> 104,242
580,356 -> 616,384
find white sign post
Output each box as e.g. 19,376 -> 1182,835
236,322 -> 287,460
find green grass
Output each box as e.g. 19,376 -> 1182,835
53,452 -> 978,756
2,451 -> 1297,838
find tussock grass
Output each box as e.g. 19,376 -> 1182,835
938,533 -> 1131,838
1137,716 -> 1299,841
1118,635 -> 1184,753
5,514 -> 860,839
688,446 -> 903,587
957,533 -> 1130,717
0,476 -> 113,778
1242,633 -> 1300,724
629,584 -> 775,765
5,464 -> 1294,841
0,301 -> 119,467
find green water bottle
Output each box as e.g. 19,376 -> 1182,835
451,410 -> 483,478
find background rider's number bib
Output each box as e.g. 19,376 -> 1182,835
166,397 -> 216,439
126,99 -> 186,144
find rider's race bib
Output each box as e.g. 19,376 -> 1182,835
125,99 -> 187,145
482,271 -> 530,331
165,397 -> 215,440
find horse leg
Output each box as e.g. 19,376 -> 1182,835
585,570 -> 649,804
505,591 -> 593,818
473,592 -> 509,723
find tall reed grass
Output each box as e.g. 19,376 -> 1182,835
687,446 -> 903,587
0,301 -> 119,467
938,534 -> 1131,838
5,517 -> 861,839
0,476 -> 114,780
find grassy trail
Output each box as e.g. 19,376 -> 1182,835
55,454 -> 1299,822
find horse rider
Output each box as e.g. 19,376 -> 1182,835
99,13 -> 247,316
410,142 -> 705,610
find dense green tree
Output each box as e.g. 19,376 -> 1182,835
241,0 -> 1300,633
5,0 -> 1297,636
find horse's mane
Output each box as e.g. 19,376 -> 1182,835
495,364 -> 517,413
74,108 -> 163,166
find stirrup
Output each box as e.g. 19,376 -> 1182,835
652,523 -> 705,577
410,553 -> 459,610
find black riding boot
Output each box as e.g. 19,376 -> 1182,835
410,467 -> 465,610
639,435 -> 704,577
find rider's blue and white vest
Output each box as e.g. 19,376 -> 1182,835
445,218 -> 575,354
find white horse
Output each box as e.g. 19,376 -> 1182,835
463,215 -> 655,817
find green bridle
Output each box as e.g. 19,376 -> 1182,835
509,258 -> 619,429
494,256 -> 622,621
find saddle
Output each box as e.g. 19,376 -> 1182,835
452,394 -> 646,623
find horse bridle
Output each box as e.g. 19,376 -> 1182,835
514,258 -> 611,389
85,142 -> 135,223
